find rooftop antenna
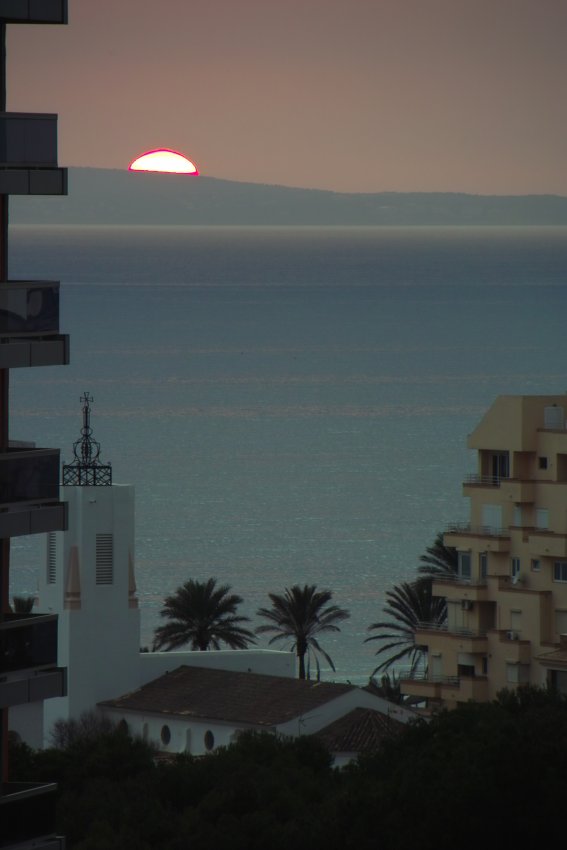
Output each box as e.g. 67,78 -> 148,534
62,392 -> 112,485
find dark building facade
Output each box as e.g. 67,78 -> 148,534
0,3 -> 68,848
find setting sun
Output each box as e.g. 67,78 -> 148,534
128,149 -> 199,175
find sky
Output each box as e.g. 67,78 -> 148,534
7,0 -> 567,195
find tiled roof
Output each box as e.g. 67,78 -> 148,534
314,707 -> 404,754
534,648 -> 567,668
100,665 -> 355,727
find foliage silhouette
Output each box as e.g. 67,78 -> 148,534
152,578 -> 255,651
256,584 -> 350,679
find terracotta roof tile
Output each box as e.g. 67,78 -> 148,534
314,707 -> 404,754
100,665 -> 355,727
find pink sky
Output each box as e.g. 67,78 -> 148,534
7,0 -> 566,194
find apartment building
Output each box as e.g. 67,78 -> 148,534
402,395 -> 567,710
0,3 -> 68,848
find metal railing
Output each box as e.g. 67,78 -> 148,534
403,672 -> 460,686
464,474 -> 501,487
446,522 -> 510,539
417,622 -> 487,638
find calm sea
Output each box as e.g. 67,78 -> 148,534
8,225 -> 567,683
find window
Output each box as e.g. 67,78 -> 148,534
490,452 -> 509,481
554,562 -> 567,583
511,558 -> 521,580
96,533 -> 113,584
479,552 -> 488,579
513,506 -> 522,527
536,509 -> 549,530
506,663 -> 530,685
47,532 -> 57,584
458,552 -> 472,580
555,611 -> 567,636
204,730 -> 215,751
539,457 -> 548,470
481,504 -> 502,533
531,559 -> 541,572
160,725 -> 171,745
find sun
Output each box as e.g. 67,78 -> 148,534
128,149 -> 199,175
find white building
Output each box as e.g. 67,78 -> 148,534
100,664 -> 414,761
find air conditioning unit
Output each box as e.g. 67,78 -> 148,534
506,630 -> 519,640
461,600 -> 473,611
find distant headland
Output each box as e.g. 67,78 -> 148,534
11,167 -> 567,227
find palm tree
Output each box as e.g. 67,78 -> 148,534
417,531 -> 458,581
365,579 -> 446,676
256,584 -> 350,679
152,578 -> 255,651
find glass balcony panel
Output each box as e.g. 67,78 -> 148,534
0,614 -> 58,675
0,166 -> 67,195
0,282 -> 59,337
0,114 -> 57,167
0,448 -> 60,508
1,0 -> 67,24
0,782 -> 58,849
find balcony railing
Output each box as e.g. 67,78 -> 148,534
0,666 -> 66,708
446,522 -> 509,539
416,621 -> 488,638
0,613 -> 58,676
432,573 -> 488,587
0,782 -> 59,849
403,672 -> 460,686
464,474 -> 501,487
0,281 -> 60,337
0,447 -> 60,508
0,113 -> 58,168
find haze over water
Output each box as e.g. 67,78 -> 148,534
9,225 -> 567,682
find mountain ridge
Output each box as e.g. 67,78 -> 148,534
10,168 -> 567,226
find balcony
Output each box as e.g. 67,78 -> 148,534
0,666 -> 66,709
0,447 -> 61,509
432,575 -> 490,603
0,782 -> 63,850
401,672 -> 489,703
529,531 -> 567,559
0,0 -> 67,24
0,113 -> 66,196
462,475 -> 535,503
0,281 -> 68,369
0,114 -> 57,167
444,523 -> 511,552
0,613 -> 57,675
415,622 -> 489,654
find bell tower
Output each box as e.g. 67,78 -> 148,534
39,394 -> 140,741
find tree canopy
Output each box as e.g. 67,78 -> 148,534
10,687 -> 567,850
256,584 -> 350,679
152,578 -> 255,651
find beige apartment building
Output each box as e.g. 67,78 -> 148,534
402,395 -> 567,709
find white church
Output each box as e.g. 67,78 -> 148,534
11,395 -> 415,761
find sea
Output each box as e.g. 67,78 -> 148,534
7,224 -> 567,683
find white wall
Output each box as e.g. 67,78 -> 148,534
103,706 -> 258,756
39,484 -> 141,743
